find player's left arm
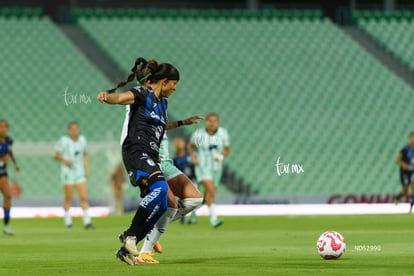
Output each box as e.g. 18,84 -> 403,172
222,146 -> 230,158
166,115 -> 204,130
215,129 -> 230,161
83,152 -> 90,178
8,149 -> 20,172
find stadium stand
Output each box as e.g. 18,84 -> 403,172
353,10 -> 414,71
0,9 -> 125,200
76,9 -> 414,199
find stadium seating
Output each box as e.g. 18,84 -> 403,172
76,9 -> 414,198
0,11 -> 125,199
353,10 -> 414,71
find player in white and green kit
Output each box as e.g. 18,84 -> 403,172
189,113 -> 230,228
54,122 -> 94,229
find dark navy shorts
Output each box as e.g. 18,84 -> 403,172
122,150 -> 161,196
0,162 -> 7,177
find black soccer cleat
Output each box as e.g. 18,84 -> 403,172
84,223 -> 95,230
115,246 -> 136,266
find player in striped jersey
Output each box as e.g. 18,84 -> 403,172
97,57 -> 186,265
126,64 -> 203,264
0,120 -> 20,235
189,113 -> 230,228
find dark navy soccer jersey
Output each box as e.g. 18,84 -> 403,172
0,136 -> 13,157
173,152 -> 195,180
400,145 -> 414,172
121,85 -> 168,160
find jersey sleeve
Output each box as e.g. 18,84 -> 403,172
221,128 -> 230,147
190,129 -> 199,147
81,136 -> 88,153
130,86 -> 148,105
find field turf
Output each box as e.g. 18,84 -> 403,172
1,214 -> 413,275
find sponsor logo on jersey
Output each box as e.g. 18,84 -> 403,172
150,142 -> 159,152
150,111 -> 166,124
146,159 -> 156,167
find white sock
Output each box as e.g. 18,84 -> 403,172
140,208 -> 178,254
82,208 -> 91,225
172,198 -> 203,222
209,203 -> 217,225
64,210 -> 72,226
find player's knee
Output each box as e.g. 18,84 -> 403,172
179,197 -> 203,215
168,196 -> 179,209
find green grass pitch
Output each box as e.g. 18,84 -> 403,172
1,214 -> 413,275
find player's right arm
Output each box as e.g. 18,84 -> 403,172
97,91 -> 135,105
396,151 -> 409,170
54,137 -> 73,167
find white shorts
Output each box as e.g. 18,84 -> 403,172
161,159 -> 182,181
61,171 -> 87,186
195,166 -> 222,187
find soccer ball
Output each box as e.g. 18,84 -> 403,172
316,231 -> 346,259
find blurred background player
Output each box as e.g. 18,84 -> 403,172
395,132 -> 414,212
172,137 -> 197,224
54,122 -> 94,229
0,120 -> 20,235
110,162 -> 126,215
188,113 -> 230,228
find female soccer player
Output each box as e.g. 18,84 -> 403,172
188,113 -> 230,227
0,120 -> 20,235
54,122 -> 94,229
116,63 -> 203,264
97,57 -> 181,264
111,162 -> 125,215
395,132 -> 414,212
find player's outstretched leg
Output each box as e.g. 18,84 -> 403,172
136,207 -> 177,264
119,174 -> 168,256
137,197 -> 202,264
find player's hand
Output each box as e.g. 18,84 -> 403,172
97,92 -> 108,103
63,159 -> 73,167
192,157 -> 200,166
14,164 -> 20,172
85,170 -> 90,178
214,154 -> 224,162
183,115 -> 204,125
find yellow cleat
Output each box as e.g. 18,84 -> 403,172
153,241 -> 163,254
135,253 -> 160,264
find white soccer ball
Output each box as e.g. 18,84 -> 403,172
316,231 -> 346,259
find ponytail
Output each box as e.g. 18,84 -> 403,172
107,57 -> 148,93
106,57 -> 179,93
